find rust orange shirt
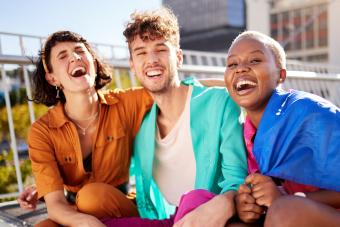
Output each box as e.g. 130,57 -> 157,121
28,88 -> 153,199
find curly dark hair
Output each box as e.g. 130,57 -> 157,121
31,30 -> 112,106
123,7 -> 180,51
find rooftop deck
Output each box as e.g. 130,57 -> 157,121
1,31 -> 340,226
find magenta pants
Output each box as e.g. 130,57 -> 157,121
102,189 -> 216,227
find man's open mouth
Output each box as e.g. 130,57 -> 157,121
146,69 -> 162,78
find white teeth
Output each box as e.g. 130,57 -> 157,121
71,66 -> 86,76
236,80 -> 257,89
146,70 -> 162,76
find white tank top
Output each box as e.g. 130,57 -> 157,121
153,86 -> 196,206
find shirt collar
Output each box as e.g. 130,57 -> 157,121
48,90 -> 119,128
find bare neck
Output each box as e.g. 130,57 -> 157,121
64,88 -> 99,120
151,84 -> 189,138
246,109 -> 265,129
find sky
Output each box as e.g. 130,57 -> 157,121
0,0 -> 161,46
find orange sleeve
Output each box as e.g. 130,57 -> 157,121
28,118 -> 64,199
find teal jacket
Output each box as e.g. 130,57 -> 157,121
132,78 -> 247,219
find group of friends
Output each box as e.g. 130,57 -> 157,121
17,7 -> 340,227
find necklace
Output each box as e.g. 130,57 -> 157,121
72,112 -> 99,135
64,105 -> 99,135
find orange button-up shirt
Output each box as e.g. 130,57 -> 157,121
28,88 -> 153,199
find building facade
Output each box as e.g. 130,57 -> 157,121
246,0 -> 340,68
163,0 -> 246,52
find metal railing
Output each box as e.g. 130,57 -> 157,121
1,31 -> 340,199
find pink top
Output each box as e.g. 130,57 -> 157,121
243,117 -> 260,174
243,116 -> 319,194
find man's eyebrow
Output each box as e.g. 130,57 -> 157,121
75,46 -> 85,51
132,46 -> 145,52
155,43 -> 167,47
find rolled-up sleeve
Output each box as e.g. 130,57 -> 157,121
218,97 -> 247,193
28,121 -> 64,199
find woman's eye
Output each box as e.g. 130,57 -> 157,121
227,63 -> 237,68
250,59 -> 261,64
136,52 -> 146,56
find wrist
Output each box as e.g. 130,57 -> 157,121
220,191 -> 236,218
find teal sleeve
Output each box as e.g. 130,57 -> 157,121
218,97 -> 247,193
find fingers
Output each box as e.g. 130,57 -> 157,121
251,180 -> 281,207
26,189 -> 38,201
238,184 -> 251,194
17,187 -> 38,210
17,199 -> 36,210
237,202 -> 264,214
236,188 -> 265,224
245,173 -> 271,186
236,192 -> 256,205
239,211 -> 263,223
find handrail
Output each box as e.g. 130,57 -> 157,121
1,31 -> 340,200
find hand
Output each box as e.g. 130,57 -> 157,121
173,193 -> 234,227
235,184 -> 264,223
17,185 -> 38,210
246,173 -> 283,207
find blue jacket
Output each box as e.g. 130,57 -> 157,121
254,88 -> 340,191
132,78 -> 247,219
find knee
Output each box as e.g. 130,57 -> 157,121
265,196 -> 305,227
76,182 -> 110,211
174,189 -> 216,223
181,189 -> 215,203
76,182 -> 138,218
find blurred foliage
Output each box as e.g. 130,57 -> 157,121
106,68 -> 140,90
0,150 -> 32,194
0,102 -> 48,142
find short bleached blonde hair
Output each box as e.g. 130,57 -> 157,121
230,31 -> 286,69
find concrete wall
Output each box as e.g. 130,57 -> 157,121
245,0 -> 270,35
328,0 -> 340,69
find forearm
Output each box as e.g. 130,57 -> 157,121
45,191 -> 99,227
218,190 -> 237,219
174,190 -> 236,227
47,201 -> 81,226
305,190 -> 340,208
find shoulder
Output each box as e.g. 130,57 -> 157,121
192,85 -> 228,99
28,110 -> 52,144
30,108 -> 53,132
192,85 -> 238,109
288,90 -> 339,112
99,87 -> 151,105
267,89 -> 340,123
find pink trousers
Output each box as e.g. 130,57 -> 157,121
102,189 -> 216,226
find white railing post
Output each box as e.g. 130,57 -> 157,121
0,64 -> 24,193
23,66 -> 35,124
